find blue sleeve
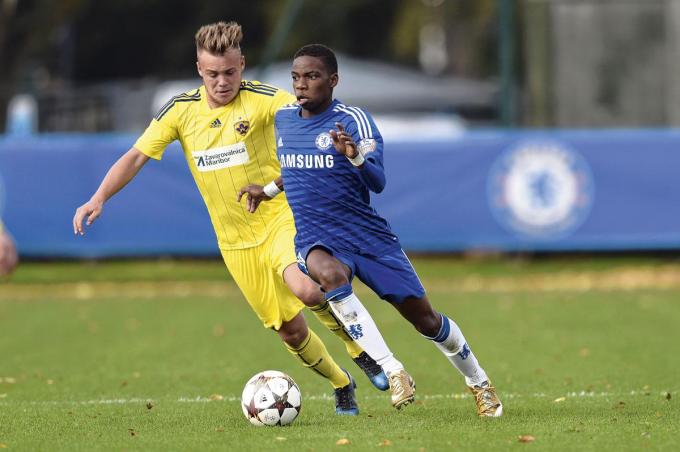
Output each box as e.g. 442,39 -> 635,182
343,109 -> 386,193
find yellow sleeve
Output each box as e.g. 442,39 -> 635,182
133,102 -> 180,160
268,89 -> 297,121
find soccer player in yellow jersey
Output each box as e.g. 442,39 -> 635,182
72,21 -> 395,415
0,220 -> 18,276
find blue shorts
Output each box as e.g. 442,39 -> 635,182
296,242 -> 426,303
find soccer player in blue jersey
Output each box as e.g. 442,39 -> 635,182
238,44 -> 502,416
73,22 -> 404,417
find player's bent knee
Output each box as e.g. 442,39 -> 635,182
294,283 -> 323,307
409,310 -> 442,337
315,265 -> 348,291
278,326 -> 308,348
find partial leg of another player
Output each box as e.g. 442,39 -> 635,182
220,246 -> 358,415
276,311 -> 358,415
392,296 -> 503,417
284,264 -> 389,391
305,248 -> 416,409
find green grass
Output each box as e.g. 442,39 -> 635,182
1,257 -> 679,451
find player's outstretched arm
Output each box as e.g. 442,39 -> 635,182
73,147 -> 150,235
237,177 -> 283,214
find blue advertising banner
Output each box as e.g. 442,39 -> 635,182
373,130 -> 680,251
0,135 -> 215,257
1,130 -> 679,257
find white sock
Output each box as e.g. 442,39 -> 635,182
428,313 -> 488,386
326,284 -> 404,376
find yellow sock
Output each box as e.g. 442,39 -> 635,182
286,329 -> 350,389
309,300 -> 363,359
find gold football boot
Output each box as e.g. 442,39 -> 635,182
468,380 -> 503,417
387,369 -> 416,409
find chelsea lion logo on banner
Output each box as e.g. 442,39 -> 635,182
488,140 -> 594,238
234,119 -> 250,136
315,132 -> 333,150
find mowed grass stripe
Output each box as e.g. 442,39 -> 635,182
1,390 -> 676,407
4,264 -> 680,300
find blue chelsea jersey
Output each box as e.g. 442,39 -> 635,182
275,99 -> 400,255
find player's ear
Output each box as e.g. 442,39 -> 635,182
329,73 -> 339,89
240,55 -> 245,71
196,60 -> 203,78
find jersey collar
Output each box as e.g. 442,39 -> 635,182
296,98 -> 340,122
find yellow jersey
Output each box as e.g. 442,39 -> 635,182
134,82 -> 296,250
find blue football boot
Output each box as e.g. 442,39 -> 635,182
352,351 -> 389,391
334,370 -> 359,415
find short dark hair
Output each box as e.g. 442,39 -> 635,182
293,44 -> 338,74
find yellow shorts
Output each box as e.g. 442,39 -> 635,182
220,209 -> 304,330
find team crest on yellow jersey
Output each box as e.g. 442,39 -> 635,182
234,119 -> 250,136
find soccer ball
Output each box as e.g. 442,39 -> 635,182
241,370 -> 301,426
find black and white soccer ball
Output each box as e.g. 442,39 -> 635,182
241,370 -> 301,426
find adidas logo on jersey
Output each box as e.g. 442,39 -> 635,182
210,118 -> 222,128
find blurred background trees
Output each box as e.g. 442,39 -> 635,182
2,0 -> 680,132
0,0 -> 501,131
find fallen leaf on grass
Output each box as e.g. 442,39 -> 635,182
518,435 -> 535,443
378,439 -> 392,446
579,348 -> 590,357
212,324 -> 225,337
128,428 -> 137,437
641,432 -> 651,438
336,438 -> 350,446
209,394 -> 224,401
0,444 -> 7,448
126,318 -> 141,331
46,379 -> 54,385
665,392 -> 671,400
276,437 -> 286,441
215,428 -> 225,432
3,378 -> 16,384
0,394 -> 7,398
146,401 -> 154,410
553,397 -> 566,403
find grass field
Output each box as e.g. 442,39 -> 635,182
1,256 -> 679,451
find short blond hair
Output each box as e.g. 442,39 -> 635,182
195,21 -> 243,54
